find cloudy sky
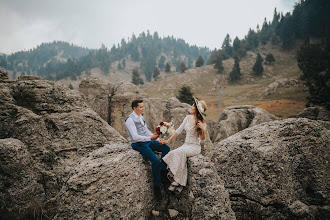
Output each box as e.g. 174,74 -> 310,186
0,0 -> 298,54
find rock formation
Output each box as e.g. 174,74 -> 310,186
0,138 -> 45,219
261,78 -> 299,97
79,77 -> 113,124
56,143 -> 155,219
208,105 -> 278,144
297,106 -> 330,121
211,118 -> 330,219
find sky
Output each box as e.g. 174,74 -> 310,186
0,0 -> 298,54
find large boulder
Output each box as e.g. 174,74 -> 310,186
261,78 -> 299,97
174,155 -> 236,219
0,75 -> 126,208
211,118 -> 330,219
208,105 -> 278,144
79,77 -> 113,123
56,143 -> 155,219
0,138 -> 45,219
297,106 -> 330,121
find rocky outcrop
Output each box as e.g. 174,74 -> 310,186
261,78 -> 299,97
79,77 -> 113,123
57,143 -> 154,219
0,138 -> 45,219
0,73 -> 126,216
297,106 -> 330,121
182,155 -> 236,219
208,105 -> 278,144
211,118 -> 330,219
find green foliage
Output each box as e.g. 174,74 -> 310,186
214,54 -> 224,73
179,61 -> 187,73
131,68 -> 144,85
158,56 -> 166,70
117,62 -> 123,70
229,56 -> 241,83
252,53 -> 264,76
265,53 -> 276,64
68,84 -> 74,90
222,34 -> 232,56
165,63 -> 171,73
176,86 -> 194,104
297,38 -> 330,109
122,59 -> 126,68
153,67 -> 160,81
195,56 -> 204,67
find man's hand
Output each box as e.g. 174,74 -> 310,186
151,133 -> 159,141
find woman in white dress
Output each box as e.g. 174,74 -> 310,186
160,97 -> 207,193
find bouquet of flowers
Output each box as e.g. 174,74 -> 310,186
156,121 -> 175,136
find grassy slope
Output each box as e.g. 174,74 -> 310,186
141,42 -> 309,121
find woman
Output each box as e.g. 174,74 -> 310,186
160,97 -> 207,193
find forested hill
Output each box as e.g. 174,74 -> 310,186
0,33 -> 210,82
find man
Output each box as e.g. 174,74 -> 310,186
125,99 -> 170,199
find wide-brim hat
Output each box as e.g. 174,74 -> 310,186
193,97 -> 206,120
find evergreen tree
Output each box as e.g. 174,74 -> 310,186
152,67 -> 160,81
195,56 -> 204,67
265,53 -> 276,64
214,54 -> 224,73
131,68 -> 144,85
122,59 -> 126,68
158,55 -> 166,70
165,63 -> 171,73
222,34 -> 232,56
68,84 -> 74,90
13,71 -> 17,79
117,62 -> 123,70
297,38 -> 330,109
232,37 -> 241,54
187,57 -> 193,69
252,53 -> 264,76
176,86 -> 194,105
229,56 -> 242,82
180,61 -> 187,73
21,71 -> 25,76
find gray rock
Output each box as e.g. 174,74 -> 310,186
175,155 -> 236,219
79,77 -> 113,123
56,143 -> 154,220
211,118 -> 330,219
0,138 -> 45,219
208,105 -> 278,144
261,78 -> 299,97
297,106 -> 330,121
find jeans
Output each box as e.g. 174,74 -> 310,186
131,141 -> 170,187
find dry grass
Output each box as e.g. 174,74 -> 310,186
142,42 -> 309,121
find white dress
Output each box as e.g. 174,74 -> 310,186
163,115 -> 206,186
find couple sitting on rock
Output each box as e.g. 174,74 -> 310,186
125,98 -> 207,199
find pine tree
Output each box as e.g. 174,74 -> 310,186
131,68 -> 144,85
195,56 -> 204,67
158,56 -> 166,70
117,62 -> 123,70
122,59 -> 126,68
153,67 -> 160,81
180,61 -> 187,73
229,56 -> 242,83
252,53 -> 264,76
222,34 -> 232,56
176,86 -> 194,105
214,54 -> 224,73
68,84 -> 74,90
165,63 -> 171,73
265,53 -> 276,64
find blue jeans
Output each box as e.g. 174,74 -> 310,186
131,141 -> 170,187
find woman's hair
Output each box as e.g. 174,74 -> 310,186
193,102 -> 206,136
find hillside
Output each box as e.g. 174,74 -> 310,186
142,42 -> 309,120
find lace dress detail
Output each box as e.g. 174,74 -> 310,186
162,115 -> 206,186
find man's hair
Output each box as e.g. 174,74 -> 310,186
131,99 -> 143,109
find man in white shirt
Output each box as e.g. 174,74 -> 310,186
125,99 -> 170,200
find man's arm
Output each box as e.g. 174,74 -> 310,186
125,117 -> 152,142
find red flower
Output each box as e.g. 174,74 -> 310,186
159,122 -> 164,126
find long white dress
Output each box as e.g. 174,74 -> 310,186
162,114 -> 205,186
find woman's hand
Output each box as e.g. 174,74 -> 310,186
159,139 -> 169,145
197,121 -> 205,132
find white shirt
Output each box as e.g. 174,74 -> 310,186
125,111 -> 154,142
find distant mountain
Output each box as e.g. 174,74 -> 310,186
0,34 -> 211,82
